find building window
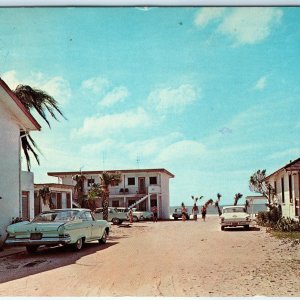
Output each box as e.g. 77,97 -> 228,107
281,177 -> 285,204
128,177 -> 135,185
289,174 -> 293,203
150,176 -> 157,185
112,200 -> 119,207
88,178 -> 95,187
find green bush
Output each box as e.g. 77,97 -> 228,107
256,206 -> 281,226
273,217 -> 300,232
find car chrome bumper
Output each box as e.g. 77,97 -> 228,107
221,221 -> 250,227
5,236 -> 72,246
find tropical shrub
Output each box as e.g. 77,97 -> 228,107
273,217 -> 300,232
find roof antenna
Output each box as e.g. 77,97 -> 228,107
136,155 -> 140,169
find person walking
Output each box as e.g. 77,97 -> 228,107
129,208 -> 133,223
201,205 -> 207,222
152,205 -> 158,222
192,203 -> 199,221
181,203 -> 187,222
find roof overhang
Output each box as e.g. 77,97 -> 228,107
0,79 -> 41,131
48,168 -> 175,178
265,157 -> 300,181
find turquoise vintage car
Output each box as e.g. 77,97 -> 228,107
5,208 -> 110,253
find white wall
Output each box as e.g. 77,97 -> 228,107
21,171 -> 34,220
0,102 -> 20,242
160,173 -> 171,219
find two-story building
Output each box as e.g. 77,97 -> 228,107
265,157 -> 300,220
47,168 -> 175,219
0,79 -> 41,243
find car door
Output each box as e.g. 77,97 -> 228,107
79,212 -> 93,241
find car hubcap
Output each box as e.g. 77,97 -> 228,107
77,239 -> 82,249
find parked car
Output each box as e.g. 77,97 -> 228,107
5,208 -> 110,253
94,207 -> 128,225
220,205 -> 251,231
115,207 -> 153,222
131,208 -> 153,221
172,208 -> 190,220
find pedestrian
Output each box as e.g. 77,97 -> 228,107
129,208 -> 133,223
152,205 -> 158,222
181,203 -> 187,222
192,203 -> 199,221
201,205 -> 207,222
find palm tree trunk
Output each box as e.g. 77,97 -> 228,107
102,189 -> 109,221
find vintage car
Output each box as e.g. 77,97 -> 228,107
131,208 -> 153,221
94,207 -> 128,225
5,208 -> 110,253
172,208 -> 190,220
220,205 -> 251,231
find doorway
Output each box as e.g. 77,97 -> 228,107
138,177 -> 146,194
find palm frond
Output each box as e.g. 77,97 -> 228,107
20,131 -> 40,171
204,199 -> 213,207
14,84 -> 66,128
234,193 -> 243,206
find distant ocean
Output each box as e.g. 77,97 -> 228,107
170,204 -> 268,215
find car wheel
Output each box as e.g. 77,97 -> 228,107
112,218 -> 120,225
174,217 -> 178,220
99,230 -> 107,244
140,216 -> 144,221
244,225 -> 250,230
72,238 -> 84,251
221,226 -> 225,231
26,245 -> 39,254
133,216 -> 139,222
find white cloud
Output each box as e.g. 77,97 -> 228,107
254,76 -> 267,90
194,8 -> 225,28
99,86 -> 129,107
1,70 -> 71,105
148,84 -> 198,113
217,8 -> 282,46
74,107 -> 151,138
123,132 -> 182,159
80,138 -> 117,153
155,140 -> 206,163
81,76 -> 110,94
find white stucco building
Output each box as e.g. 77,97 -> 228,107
0,79 -> 40,242
265,157 -> 300,220
47,168 -> 175,219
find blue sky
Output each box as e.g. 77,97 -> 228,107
1,7 -> 300,206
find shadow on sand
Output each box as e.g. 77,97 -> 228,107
223,226 -> 261,232
0,241 -> 118,284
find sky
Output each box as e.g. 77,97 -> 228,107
0,7 -> 300,206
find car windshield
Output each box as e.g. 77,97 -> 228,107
32,210 -> 80,222
223,207 -> 246,213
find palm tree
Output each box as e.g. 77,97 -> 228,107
204,199 -> 213,207
99,172 -> 122,221
72,174 -> 86,208
249,169 -> 274,205
233,193 -> 243,206
215,193 -> 222,216
13,84 -> 66,171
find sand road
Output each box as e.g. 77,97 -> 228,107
0,216 -> 299,296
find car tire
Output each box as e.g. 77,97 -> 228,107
26,245 -> 39,254
72,238 -> 84,251
221,226 -> 225,231
99,230 -> 107,244
174,217 -> 178,220
140,216 -> 144,221
112,218 -> 120,225
244,225 -> 250,230
133,216 -> 139,222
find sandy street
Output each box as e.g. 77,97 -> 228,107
0,216 -> 299,297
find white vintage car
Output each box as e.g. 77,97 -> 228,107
94,207 -> 128,225
220,205 -> 251,231
116,207 -> 153,222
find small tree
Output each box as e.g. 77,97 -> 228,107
233,193 -> 243,206
87,183 -> 102,211
249,169 -> 274,205
99,172 -> 122,221
191,195 -> 203,204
